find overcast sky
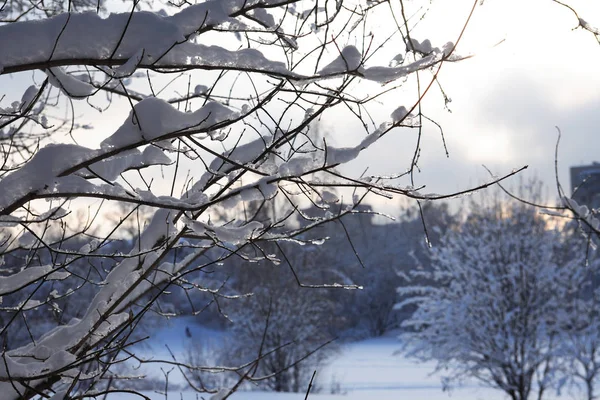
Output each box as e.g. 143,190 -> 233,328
351,0 -> 600,210
262,0 -> 600,216
2,0 -> 599,218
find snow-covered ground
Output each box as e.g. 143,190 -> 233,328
109,318 -> 561,400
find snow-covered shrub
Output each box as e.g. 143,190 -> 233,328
185,334 -> 235,392
399,195 -> 592,400
224,286 -> 339,393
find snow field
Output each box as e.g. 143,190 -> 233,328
107,318 -> 551,400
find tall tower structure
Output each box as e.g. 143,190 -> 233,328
571,163 -> 600,209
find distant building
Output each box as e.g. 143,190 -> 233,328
571,163 -> 600,209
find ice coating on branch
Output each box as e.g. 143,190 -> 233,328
318,45 -> 363,75
46,67 -> 96,98
363,54 -> 440,83
101,97 -> 237,149
160,44 -> 289,74
564,196 -> 600,231
0,207 -> 67,227
564,197 -> 589,217
135,189 -> 208,209
184,217 -> 263,245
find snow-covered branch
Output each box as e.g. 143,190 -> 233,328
0,0 -> 484,397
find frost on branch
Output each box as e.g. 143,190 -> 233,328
184,217 -> 264,246
563,196 -> 600,235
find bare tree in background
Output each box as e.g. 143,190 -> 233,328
0,0 -> 520,398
